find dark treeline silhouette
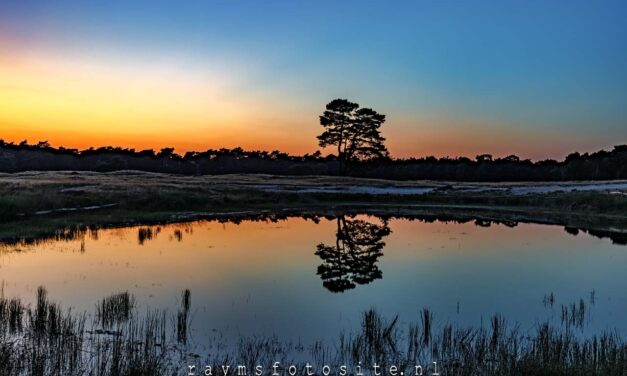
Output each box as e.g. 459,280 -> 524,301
1,139 -> 626,181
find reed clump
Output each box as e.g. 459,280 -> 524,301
0,287 -> 171,376
177,289 -> 191,345
96,291 -> 136,328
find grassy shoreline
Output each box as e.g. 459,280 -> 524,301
1,171 -> 626,243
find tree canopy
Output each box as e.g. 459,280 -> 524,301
317,99 -> 388,173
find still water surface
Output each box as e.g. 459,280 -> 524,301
1,215 -> 625,346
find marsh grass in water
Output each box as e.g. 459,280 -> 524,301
190,308 -> 626,376
560,299 -> 588,330
96,292 -> 136,329
0,287 -> 169,376
177,289 -> 191,345
0,288 -> 626,375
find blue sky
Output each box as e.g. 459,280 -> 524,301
1,0 -> 626,158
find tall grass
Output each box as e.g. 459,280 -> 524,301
1,288 -> 626,375
177,289 -> 191,345
187,308 -> 626,376
0,287 -> 169,376
96,292 -> 135,329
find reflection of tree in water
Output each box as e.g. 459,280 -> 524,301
315,216 -> 391,293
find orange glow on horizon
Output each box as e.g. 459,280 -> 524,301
0,52 -> 615,161
0,52 -> 319,154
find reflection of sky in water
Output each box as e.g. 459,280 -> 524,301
0,217 -> 625,347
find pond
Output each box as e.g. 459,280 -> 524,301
1,214 -> 625,351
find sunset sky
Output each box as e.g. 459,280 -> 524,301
1,1 -> 626,160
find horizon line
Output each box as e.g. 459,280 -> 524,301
2,137 -> 624,163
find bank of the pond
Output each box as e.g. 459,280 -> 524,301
1,171 -> 626,243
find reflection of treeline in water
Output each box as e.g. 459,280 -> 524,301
1,140 -> 626,181
1,288 -> 625,375
2,212 -> 626,251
